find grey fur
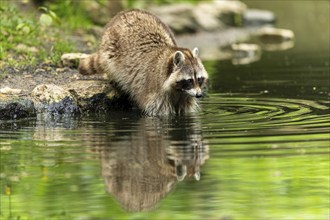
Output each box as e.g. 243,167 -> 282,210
79,9 -> 208,116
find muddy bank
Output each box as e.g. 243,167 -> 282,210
0,67 -> 132,120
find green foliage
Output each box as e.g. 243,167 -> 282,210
0,5 -> 37,67
0,3 -> 75,68
49,40 -> 74,65
0,6 -> 35,46
39,7 -> 61,27
46,0 -> 92,29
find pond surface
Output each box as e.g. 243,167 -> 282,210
1,3 -> 330,220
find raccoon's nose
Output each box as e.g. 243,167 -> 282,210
195,93 -> 202,98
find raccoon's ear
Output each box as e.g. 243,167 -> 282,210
192,47 -> 199,58
173,51 -> 185,67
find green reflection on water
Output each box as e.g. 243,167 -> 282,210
0,114 -> 329,220
205,155 -> 329,220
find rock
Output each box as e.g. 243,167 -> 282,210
31,84 -> 80,115
82,93 -> 133,113
29,81 -> 131,115
63,80 -> 133,112
44,96 -> 81,116
31,84 -> 73,103
61,53 -> 90,68
55,67 -> 70,74
63,80 -> 111,100
0,98 -> 36,120
255,27 -> 295,51
192,3 -> 224,31
34,68 -> 46,74
150,4 -> 197,34
243,9 -> 276,26
230,43 -> 261,65
0,87 -> 22,95
151,0 -> 247,33
193,0 -> 247,31
15,44 -> 39,53
256,27 -> 294,42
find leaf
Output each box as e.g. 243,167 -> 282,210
39,13 -> 53,26
16,23 -> 25,30
38,6 -> 49,13
16,23 -> 31,34
22,25 -> 31,34
48,10 -> 61,25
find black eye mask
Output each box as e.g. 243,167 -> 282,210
178,79 -> 194,90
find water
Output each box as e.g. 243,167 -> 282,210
1,2 -> 330,220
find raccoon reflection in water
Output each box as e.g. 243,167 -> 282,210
79,9 -> 208,116
93,117 -> 209,212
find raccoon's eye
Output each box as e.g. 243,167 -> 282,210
197,77 -> 204,85
179,79 -> 194,90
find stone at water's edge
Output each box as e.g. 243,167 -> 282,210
243,9 -> 276,26
63,80 -> 112,100
0,79 -> 131,121
31,84 -> 75,104
31,84 -> 80,115
150,0 -> 247,33
63,80 -> 132,112
0,97 -> 36,120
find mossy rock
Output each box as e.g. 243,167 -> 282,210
31,84 -> 81,115
0,96 -> 36,120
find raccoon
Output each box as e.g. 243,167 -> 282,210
79,9 -> 208,116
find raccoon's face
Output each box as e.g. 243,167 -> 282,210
164,48 -> 208,98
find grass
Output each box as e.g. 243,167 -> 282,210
0,1 -> 93,70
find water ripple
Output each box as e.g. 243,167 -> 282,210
200,94 -> 329,156
202,94 -> 329,129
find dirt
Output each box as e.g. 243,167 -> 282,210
0,62 -> 113,121
0,64 -> 103,95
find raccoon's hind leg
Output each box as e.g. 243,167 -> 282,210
78,53 -> 101,75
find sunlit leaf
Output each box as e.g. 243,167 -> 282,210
39,13 -> 53,26
16,23 -> 31,34
16,23 -> 25,30
48,10 -> 61,25
38,6 -> 48,13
